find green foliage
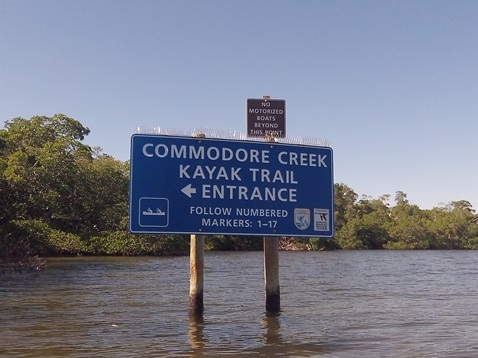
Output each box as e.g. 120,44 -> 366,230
308,237 -> 340,250
333,183 -> 358,232
1,114 -> 477,261
0,114 -> 93,228
1,219 -> 85,257
332,185 -> 478,250
205,235 -> 263,251
0,114 -> 149,262
385,195 -> 433,249
85,230 -> 189,256
335,194 -> 392,249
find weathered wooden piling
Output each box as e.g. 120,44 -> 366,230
189,132 -> 206,316
263,128 -> 281,314
264,236 -> 280,313
189,234 -> 205,316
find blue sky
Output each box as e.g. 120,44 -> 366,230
1,0 -> 477,210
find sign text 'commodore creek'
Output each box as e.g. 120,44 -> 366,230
129,135 -> 333,237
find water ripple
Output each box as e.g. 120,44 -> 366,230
2,251 -> 478,357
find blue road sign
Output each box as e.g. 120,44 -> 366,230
129,135 -> 334,237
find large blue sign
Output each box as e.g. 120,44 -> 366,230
129,135 -> 334,237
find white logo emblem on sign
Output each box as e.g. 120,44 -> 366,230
139,197 -> 169,227
314,208 -> 330,232
294,208 -> 310,230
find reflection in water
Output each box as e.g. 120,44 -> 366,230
188,313 -> 206,351
3,252 -> 478,357
262,312 -> 282,346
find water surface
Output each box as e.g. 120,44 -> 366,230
2,251 -> 478,357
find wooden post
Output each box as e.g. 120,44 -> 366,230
264,236 -> 280,313
189,235 -> 205,316
263,120 -> 280,314
189,132 -> 206,316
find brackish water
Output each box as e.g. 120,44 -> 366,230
2,251 -> 478,357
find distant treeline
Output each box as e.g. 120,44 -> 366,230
1,115 -> 477,266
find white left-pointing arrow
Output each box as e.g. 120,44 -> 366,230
181,184 -> 197,198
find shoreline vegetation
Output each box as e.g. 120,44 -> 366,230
1,115 -> 477,271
